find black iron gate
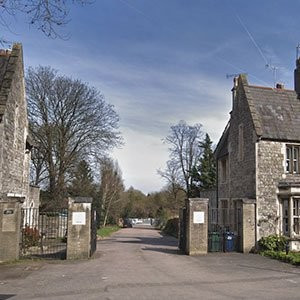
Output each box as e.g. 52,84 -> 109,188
179,207 -> 187,252
208,208 -> 241,252
90,208 -> 97,256
20,208 -> 68,259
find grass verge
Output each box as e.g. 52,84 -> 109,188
260,250 -> 300,265
97,225 -> 120,238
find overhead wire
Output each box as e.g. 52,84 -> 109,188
236,14 -> 269,66
116,2 -> 276,86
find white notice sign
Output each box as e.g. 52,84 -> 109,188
193,211 -> 204,224
72,212 -> 86,225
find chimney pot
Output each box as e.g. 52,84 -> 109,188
276,83 -> 284,89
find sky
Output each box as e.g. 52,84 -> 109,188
2,0 -> 300,194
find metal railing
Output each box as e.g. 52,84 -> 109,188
208,208 -> 241,252
20,208 -> 68,259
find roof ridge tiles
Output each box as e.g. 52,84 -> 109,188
248,84 -> 295,92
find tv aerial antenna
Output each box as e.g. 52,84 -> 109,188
265,62 -> 278,88
226,73 -> 241,79
225,73 -> 248,79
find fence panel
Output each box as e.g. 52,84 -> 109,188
20,208 -> 68,259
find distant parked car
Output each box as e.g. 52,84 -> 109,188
123,219 -> 133,228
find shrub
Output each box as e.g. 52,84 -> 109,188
258,234 -> 288,252
261,250 -> 300,266
163,218 -> 179,238
22,225 -> 40,248
155,208 -> 169,229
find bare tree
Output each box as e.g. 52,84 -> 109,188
27,66 -> 121,206
164,120 -> 204,197
0,0 -> 90,41
98,158 -> 124,227
30,141 -> 48,186
157,160 -> 184,204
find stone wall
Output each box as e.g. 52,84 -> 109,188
200,189 -> 217,209
216,77 -> 257,251
27,185 -> 40,208
241,199 -> 256,252
256,140 -> 284,239
217,155 -> 230,200
0,44 -> 30,203
228,78 -> 257,201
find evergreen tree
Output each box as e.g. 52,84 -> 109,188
189,165 -> 201,197
198,133 -> 216,190
68,160 -> 95,197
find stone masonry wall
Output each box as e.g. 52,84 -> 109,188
200,189 -> 217,209
228,79 -> 256,200
0,121 -> 3,193
27,186 -> 40,208
256,140 -> 283,239
218,155 -> 229,201
0,45 -> 30,202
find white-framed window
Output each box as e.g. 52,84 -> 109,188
281,198 -> 300,236
293,198 -> 300,235
286,145 -> 300,173
282,199 -> 289,236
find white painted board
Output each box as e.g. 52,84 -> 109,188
72,212 -> 86,225
193,211 -> 204,224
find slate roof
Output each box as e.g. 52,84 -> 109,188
244,84 -> 300,142
215,74 -> 300,157
0,54 -> 9,84
214,120 -> 229,158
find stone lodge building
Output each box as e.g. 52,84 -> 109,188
215,60 -> 300,249
0,43 -> 38,208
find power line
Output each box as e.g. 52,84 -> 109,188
236,14 -> 269,65
118,0 -> 156,25
216,56 -> 271,86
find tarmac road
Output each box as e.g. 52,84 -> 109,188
0,227 -> 300,300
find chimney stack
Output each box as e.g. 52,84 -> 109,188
294,58 -> 300,96
231,77 -> 238,111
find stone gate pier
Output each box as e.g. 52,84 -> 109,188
67,197 -> 93,260
0,197 -> 24,262
185,198 -> 209,255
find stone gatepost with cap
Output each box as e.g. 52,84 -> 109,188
67,197 -> 93,260
241,198 -> 256,253
0,196 -> 24,262
185,198 -> 209,255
